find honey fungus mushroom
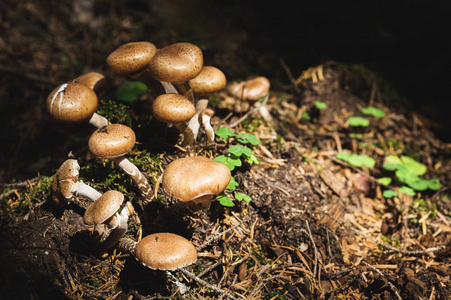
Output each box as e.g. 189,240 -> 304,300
162,156 -> 231,209
88,124 -> 153,205
134,233 -> 197,270
46,82 -> 109,128
84,191 -> 134,251
51,158 -> 102,206
148,42 -> 203,101
151,93 -> 196,145
73,72 -> 108,95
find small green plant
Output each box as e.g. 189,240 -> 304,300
383,155 -> 442,191
214,128 -> 260,206
361,106 -> 385,118
336,152 -> 376,168
346,116 -> 370,127
301,112 -> 311,121
216,177 -> 252,207
314,101 -> 327,110
214,128 -> 260,171
380,235 -> 401,249
115,81 -> 148,103
97,99 -> 133,127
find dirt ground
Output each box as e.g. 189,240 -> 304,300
1,1 -> 451,300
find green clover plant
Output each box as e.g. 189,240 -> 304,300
214,128 -> 260,206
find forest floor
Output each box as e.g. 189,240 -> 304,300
1,1 -> 451,300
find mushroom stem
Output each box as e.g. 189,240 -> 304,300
183,99 -> 209,147
73,180 -> 103,201
160,81 -> 179,94
98,201 -> 135,251
113,156 -> 154,204
117,237 -> 138,256
199,108 -> 215,144
88,112 -> 110,128
174,82 -> 194,102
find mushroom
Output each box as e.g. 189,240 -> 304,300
106,41 -> 172,96
188,66 -> 227,98
151,93 -> 196,145
51,158 -> 102,206
73,72 -> 108,95
227,76 -> 273,126
134,232 -> 197,270
84,190 -> 134,250
162,156 -> 231,210
88,124 -> 153,204
46,82 -> 109,128
148,42 -> 203,101
185,66 -> 226,144
198,108 -> 215,144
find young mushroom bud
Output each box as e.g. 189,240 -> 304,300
46,82 -> 109,128
88,124 -> 154,205
162,156 -> 231,210
148,42 -> 203,101
51,158 -> 102,206
135,233 -> 197,270
198,108 -> 215,144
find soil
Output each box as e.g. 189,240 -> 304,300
1,1 -> 451,300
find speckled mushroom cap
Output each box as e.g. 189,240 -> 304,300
148,42 -> 203,84
84,190 -> 124,225
162,156 -> 231,202
46,82 -> 98,123
135,233 -> 197,270
88,124 -> 136,159
73,72 -> 108,94
106,41 -> 158,77
152,94 -> 196,124
227,76 -> 270,101
51,159 -> 80,206
189,66 -> 226,96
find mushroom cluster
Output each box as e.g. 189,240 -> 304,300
45,40 -> 237,296
105,41 -> 226,147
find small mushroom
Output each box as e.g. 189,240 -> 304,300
151,93 -> 196,145
73,72 -> 108,95
135,233 -> 197,270
198,108 -> 215,144
162,156 -> 231,209
188,66 -> 227,98
84,190 -> 133,250
51,158 -> 102,206
227,76 -> 270,102
88,124 -> 153,204
46,82 -> 109,128
148,42 -> 203,101
227,76 -> 273,126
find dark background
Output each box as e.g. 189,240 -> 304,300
1,0 -> 450,182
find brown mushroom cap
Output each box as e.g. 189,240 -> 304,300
148,42 -> 203,84
84,190 -> 124,225
152,94 -> 196,124
135,233 -> 197,270
88,124 -> 136,159
227,76 -> 270,101
73,72 -> 108,94
46,82 -> 98,123
162,156 -> 231,202
51,159 -> 80,206
189,66 -> 226,96
106,41 -> 158,77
